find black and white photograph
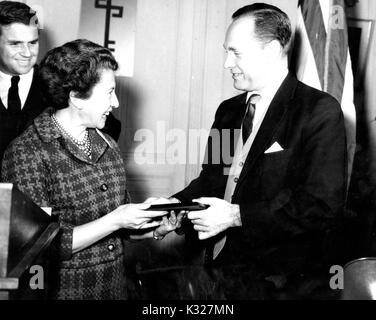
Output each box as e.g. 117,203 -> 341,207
0,0 -> 376,310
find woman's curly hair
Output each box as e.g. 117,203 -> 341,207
39,39 -> 118,109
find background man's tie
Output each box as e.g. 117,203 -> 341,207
8,76 -> 21,114
242,94 -> 260,143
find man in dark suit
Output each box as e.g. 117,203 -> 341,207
172,3 -> 347,299
0,2 -> 121,167
0,1 -> 44,165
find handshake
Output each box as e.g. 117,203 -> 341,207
115,196 -> 238,241
124,197 -> 210,241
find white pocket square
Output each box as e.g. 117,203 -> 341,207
265,142 -> 284,154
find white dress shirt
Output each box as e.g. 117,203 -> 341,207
0,68 -> 34,110
224,68 -> 289,203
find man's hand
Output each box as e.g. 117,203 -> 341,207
188,197 -> 242,240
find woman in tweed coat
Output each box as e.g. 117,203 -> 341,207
1,39 -> 178,299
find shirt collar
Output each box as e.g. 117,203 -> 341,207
0,69 -> 12,81
96,129 -> 114,148
246,68 -> 289,104
0,68 -> 34,81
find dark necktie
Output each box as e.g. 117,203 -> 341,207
8,76 -> 21,114
211,95 -> 262,261
242,94 -> 260,144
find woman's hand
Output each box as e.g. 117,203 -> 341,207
109,203 -> 166,230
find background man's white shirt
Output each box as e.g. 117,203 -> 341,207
0,68 -> 34,110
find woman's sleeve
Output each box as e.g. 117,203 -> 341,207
1,140 -> 74,261
1,140 -> 50,206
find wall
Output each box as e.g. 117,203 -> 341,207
25,0 -> 82,56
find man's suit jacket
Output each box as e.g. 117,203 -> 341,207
174,73 -> 347,286
0,67 -> 45,164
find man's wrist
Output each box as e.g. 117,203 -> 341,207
153,229 -> 165,240
231,204 -> 242,227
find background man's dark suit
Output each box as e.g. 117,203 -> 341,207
0,66 -> 44,163
174,73 -> 347,299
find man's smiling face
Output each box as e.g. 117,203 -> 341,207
0,22 -> 39,75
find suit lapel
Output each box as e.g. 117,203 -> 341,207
0,95 -> 6,111
0,76 -> 7,111
233,73 -> 298,194
223,92 -> 248,129
22,66 -> 41,113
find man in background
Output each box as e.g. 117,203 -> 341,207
0,1 -> 121,168
0,1 -> 43,166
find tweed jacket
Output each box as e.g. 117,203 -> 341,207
1,108 -> 130,299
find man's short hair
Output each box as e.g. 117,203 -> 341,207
40,39 -> 119,110
0,1 -> 38,34
232,3 -> 292,55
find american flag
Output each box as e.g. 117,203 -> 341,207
292,0 -> 356,187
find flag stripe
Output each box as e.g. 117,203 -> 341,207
299,0 -> 327,90
325,0 -> 348,103
294,0 -> 357,188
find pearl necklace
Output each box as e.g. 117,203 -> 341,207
51,114 -> 92,158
